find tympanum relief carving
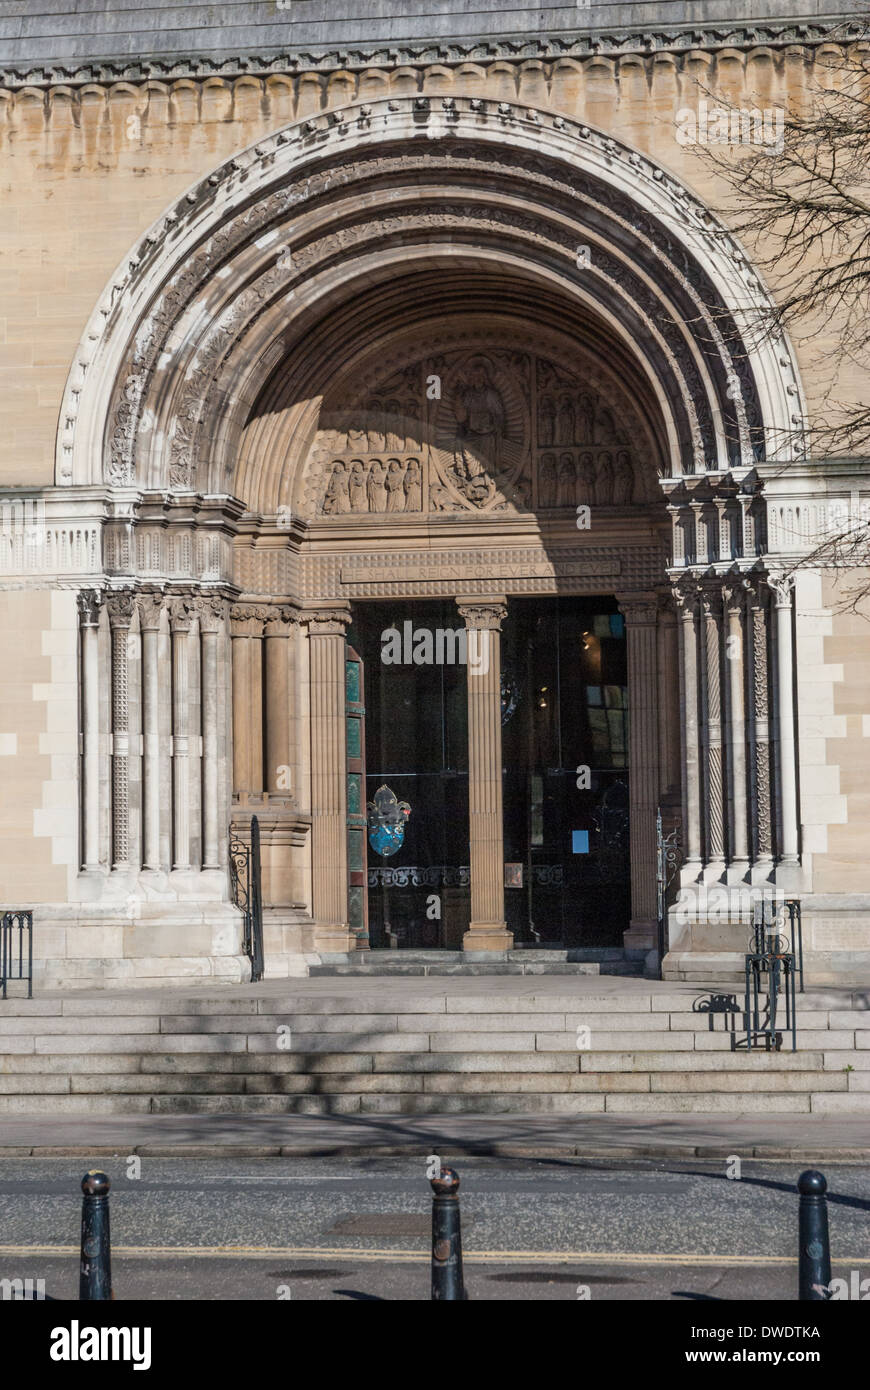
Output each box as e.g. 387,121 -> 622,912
310,345 -> 655,520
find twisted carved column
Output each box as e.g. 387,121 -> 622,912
770,573 -> 799,865
457,599 -> 512,951
305,607 -> 352,945
748,581 -> 774,866
106,592 -> 137,872
723,580 -> 750,872
617,594 -> 660,946
77,590 -> 102,870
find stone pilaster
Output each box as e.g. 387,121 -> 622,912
264,606 -> 298,798
138,594 -> 166,872
457,598 -> 512,952
304,606 -> 353,950
617,593 -> 660,948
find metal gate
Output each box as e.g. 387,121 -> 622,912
229,815 -> 264,982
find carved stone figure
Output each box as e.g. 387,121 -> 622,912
596,450 -> 614,504
613,450 -> 635,505
557,397 -> 575,446
578,393 -> 596,444
385,458 -> 406,512
577,451 -> 596,503
451,355 -> 505,485
594,407 -> 619,446
348,459 -> 368,512
367,458 -> 388,512
538,397 -> 556,447
558,453 -> 576,507
323,460 -> 350,514
404,458 -> 422,511
539,453 -> 557,508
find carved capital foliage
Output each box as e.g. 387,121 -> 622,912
105,590 -> 136,628
136,593 -> 165,631
302,607 -> 353,637
195,595 -> 227,633
456,600 -> 508,631
168,597 -> 195,632
615,592 -> 658,626
767,572 -> 795,607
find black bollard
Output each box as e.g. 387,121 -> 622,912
430,1166 -> 467,1300
79,1171 -> 113,1301
798,1169 -> 832,1301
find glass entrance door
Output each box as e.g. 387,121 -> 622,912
501,596 -> 630,947
348,601 -> 470,948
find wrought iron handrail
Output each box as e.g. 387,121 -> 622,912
656,808 -> 682,970
229,816 -> 264,983
1,910 -> 33,999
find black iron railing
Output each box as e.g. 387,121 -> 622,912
1,910 -> 33,999
743,903 -> 799,1052
655,808 -> 682,970
229,816 -> 264,983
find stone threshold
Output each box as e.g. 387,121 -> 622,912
310,947 -> 647,976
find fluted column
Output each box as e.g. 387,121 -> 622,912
771,574 -> 799,865
106,592 -> 137,872
169,598 -> 193,869
723,580 -> 750,874
617,593 -> 660,947
675,583 -> 702,870
230,605 -> 266,797
700,585 -> 726,870
77,590 -> 102,870
748,581 -> 774,869
138,594 -> 165,871
305,606 -> 352,947
198,598 -> 226,871
457,598 -> 512,951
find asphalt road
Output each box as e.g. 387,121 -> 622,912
0,1156 -> 867,1301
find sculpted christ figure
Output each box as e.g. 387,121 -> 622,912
452,356 -> 505,479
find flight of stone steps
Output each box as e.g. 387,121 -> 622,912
0,983 -> 867,1116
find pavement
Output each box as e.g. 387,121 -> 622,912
1,1155 -> 867,1300
0,1111 -> 868,1159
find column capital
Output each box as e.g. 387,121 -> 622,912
77,588 -> 103,627
615,591 -> 658,625
230,602 -> 272,638
137,592 -> 165,632
767,571 -> 795,607
195,595 -> 228,633
168,597 -> 195,633
106,590 -> 136,629
456,596 -> 507,630
263,604 -> 300,637
302,603 -> 352,636
721,576 -> 751,614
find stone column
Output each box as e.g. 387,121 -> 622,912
169,598 -> 193,869
723,580 -> 750,875
675,583 -> 702,869
264,607 -> 297,797
457,598 -> 512,952
700,585 -> 726,872
106,592 -> 137,872
771,574 -> 799,866
198,598 -> 226,871
617,594 -> 660,948
138,594 -> 164,872
656,595 -> 680,798
77,590 -> 102,870
230,605 -> 266,797
305,606 -> 352,948
748,581 -> 774,870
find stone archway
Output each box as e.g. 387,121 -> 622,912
57,95 -> 807,979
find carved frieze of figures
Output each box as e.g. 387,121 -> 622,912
323,457 -> 425,516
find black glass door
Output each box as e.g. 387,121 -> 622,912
501,596 -> 630,947
348,601 -> 470,948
